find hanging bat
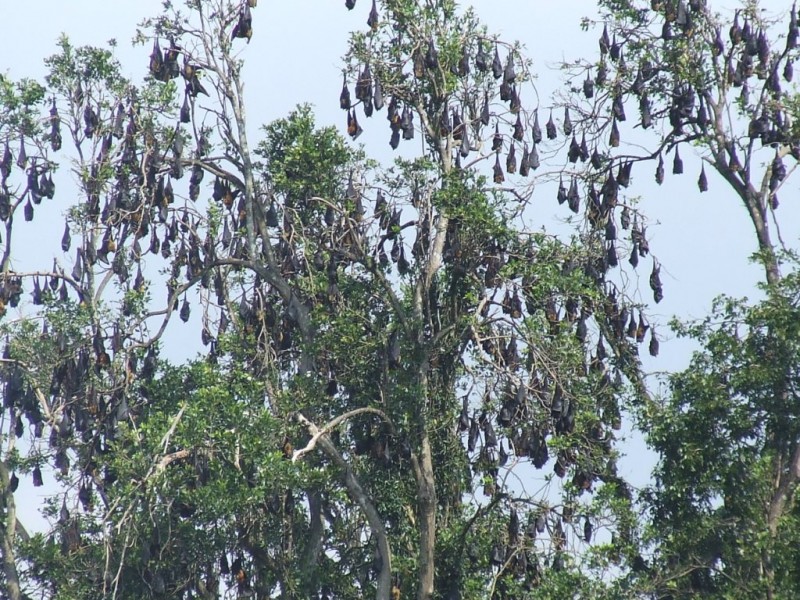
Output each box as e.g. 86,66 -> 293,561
231,4 -> 253,42
698,165 -> 708,192
609,117 -> 620,147
149,39 -> 164,79
368,0 -> 379,30
546,110 -> 557,140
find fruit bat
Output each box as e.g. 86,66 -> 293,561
491,44 -> 503,79
508,85 -> 525,121
619,206 -> 631,229
606,240 -> 618,267
16,136 -> 27,170
179,297 -> 192,323
475,42 -> 488,72
505,333 -> 519,367
583,72 -> 594,98
626,312 -> 637,338
576,317 -> 588,342
609,33 -> 620,61
184,57 -> 208,96
163,42 -> 181,79
483,419 -> 497,447
424,39 -> 438,70
601,168 -> 618,206
231,4 -> 253,42
599,23 -> 610,55
459,123 -> 470,157
612,92 -> 626,121
672,146 -> 683,174
649,329 -> 659,356
72,79 -> 84,108
60,222 -> 72,252
636,312 -> 648,343
499,80 -> 511,102
458,396 -> 470,431
71,251 -> 83,281
180,92 -> 192,123
83,105 -> 98,139
356,65 -> 373,103
567,178 -> 580,213
568,135 -> 580,163
512,114 -> 524,141
164,177 -> 174,204
373,76 -> 384,110
546,110 -> 556,140
387,329 -> 401,368
111,103 -> 125,138
609,117 -> 620,147
790,3 -> 799,49
707,26 -> 724,57
397,245 -> 410,274
452,109 -> 464,140
49,99 -> 62,151
490,122 -> 503,152
698,164 -> 708,192
629,243 -> 639,268
616,162 -> 629,188
412,48 -> 425,78
531,109 -> 542,144
347,109 -> 363,139
586,185 -> 601,224
529,144 -> 540,170
78,483 -> 92,511
1,142 -> 11,178
596,59 -> 607,86
654,154 -> 665,185
573,134 -> 588,164
503,53 -> 516,84
359,0 -> 378,30
32,465 -> 43,487
493,154 -> 504,184
650,261 -> 663,303
556,176 -> 567,204
457,44 -> 470,77
149,39 -> 164,79
498,441 -> 508,467
467,417 -> 479,452
24,199 -> 34,221
519,144 -> 530,177
563,107 -> 572,136
390,237 -> 401,263
400,105 -> 414,139
439,108 -> 452,136
728,10 -> 743,46
505,143 -> 516,174
346,0 -> 355,8
583,517 -> 593,543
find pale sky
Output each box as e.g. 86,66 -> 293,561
1,0 -> 797,533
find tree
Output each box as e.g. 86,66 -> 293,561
558,0 -> 800,597
0,0 -> 662,599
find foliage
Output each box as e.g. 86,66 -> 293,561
642,263 -> 800,598
6,0 -> 799,599
568,1 -> 800,597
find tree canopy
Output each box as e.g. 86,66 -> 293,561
1,1 -> 799,599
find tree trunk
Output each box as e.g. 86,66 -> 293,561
416,434 -> 437,600
0,460 -> 22,600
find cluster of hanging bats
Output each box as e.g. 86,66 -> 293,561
0,1 -> 798,587
332,0 -> 800,570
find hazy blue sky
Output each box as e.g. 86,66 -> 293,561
2,0 -> 797,532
